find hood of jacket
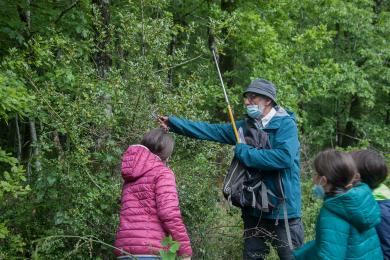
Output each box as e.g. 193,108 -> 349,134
121,145 -> 164,182
264,106 -> 296,130
324,183 -> 381,232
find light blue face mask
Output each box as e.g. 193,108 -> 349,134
312,177 -> 325,199
246,104 -> 264,119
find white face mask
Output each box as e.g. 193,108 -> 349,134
312,176 -> 326,199
246,103 -> 265,119
257,103 -> 265,115
163,157 -> 170,166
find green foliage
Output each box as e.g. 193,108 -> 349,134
159,235 -> 180,260
0,68 -> 32,121
0,149 -> 29,201
0,149 -> 30,258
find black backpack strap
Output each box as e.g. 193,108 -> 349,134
244,118 -> 260,147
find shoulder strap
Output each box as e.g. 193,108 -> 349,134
244,118 -> 271,149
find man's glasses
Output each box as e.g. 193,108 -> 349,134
244,93 -> 259,101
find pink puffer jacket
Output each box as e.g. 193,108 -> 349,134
114,145 -> 192,257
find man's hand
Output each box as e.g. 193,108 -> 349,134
157,115 -> 169,132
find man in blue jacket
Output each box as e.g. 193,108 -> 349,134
158,78 -> 304,259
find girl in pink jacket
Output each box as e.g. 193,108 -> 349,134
114,128 -> 192,259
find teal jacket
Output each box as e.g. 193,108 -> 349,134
294,183 -> 383,260
168,106 -> 301,219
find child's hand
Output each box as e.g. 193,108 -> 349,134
157,115 -> 169,132
182,257 -> 191,260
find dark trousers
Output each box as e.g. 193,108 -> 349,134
242,213 -> 304,260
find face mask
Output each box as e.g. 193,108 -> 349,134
246,104 -> 264,119
163,157 -> 169,166
312,177 -> 325,199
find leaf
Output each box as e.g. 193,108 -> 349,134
47,176 -> 56,185
169,242 -> 180,253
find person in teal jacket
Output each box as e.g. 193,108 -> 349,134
294,149 -> 383,260
158,79 -> 303,259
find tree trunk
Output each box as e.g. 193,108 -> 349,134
15,115 -> 22,162
92,0 -> 112,150
29,119 -> 41,171
341,95 -> 360,147
53,130 -> 64,158
92,0 -> 111,79
140,0 -> 146,57
22,0 -> 42,172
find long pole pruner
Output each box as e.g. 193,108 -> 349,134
210,46 -> 240,143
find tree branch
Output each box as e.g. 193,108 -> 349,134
54,0 -> 79,25
155,54 -> 203,73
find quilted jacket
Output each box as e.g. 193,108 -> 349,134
114,145 -> 192,257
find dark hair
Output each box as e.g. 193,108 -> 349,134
140,128 -> 174,161
314,149 -> 358,193
350,149 -> 388,189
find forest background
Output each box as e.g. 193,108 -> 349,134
0,0 -> 389,259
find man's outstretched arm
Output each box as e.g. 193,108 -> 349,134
159,115 -> 242,145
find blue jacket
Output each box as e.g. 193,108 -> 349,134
294,183 -> 383,260
168,107 -> 301,219
377,200 -> 390,259
373,184 -> 390,259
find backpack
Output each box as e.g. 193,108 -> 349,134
222,118 -> 294,250
222,119 -> 283,212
